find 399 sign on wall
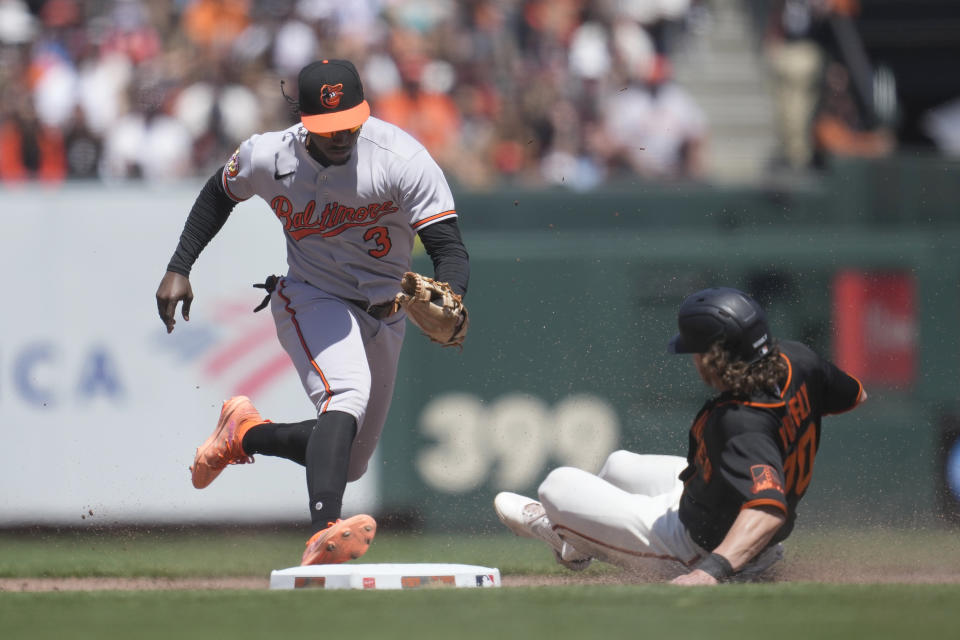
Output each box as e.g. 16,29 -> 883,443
415,392 -> 620,494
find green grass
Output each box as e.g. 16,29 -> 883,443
2,584 -> 960,639
0,529 -> 600,578
2,527 -> 960,639
2,526 -> 958,578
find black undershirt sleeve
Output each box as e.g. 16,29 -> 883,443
418,218 -> 470,297
166,167 -> 238,276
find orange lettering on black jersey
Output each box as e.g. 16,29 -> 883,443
783,452 -> 795,493
783,422 -> 818,495
788,383 -> 811,428
779,382 -> 819,496
778,413 -> 797,449
690,412 -> 712,483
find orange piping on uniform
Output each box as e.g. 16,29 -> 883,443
553,524 -> 702,568
222,171 -> 248,202
740,400 -> 786,409
741,498 -> 787,514
412,210 -> 457,229
277,279 -> 333,412
779,353 -> 793,398
824,373 -> 865,415
717,398 -> 785,410
734,352 -> 793,409
715,353 -> 793,409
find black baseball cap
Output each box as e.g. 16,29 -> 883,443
668,287 -> 772,363
298,59 -> 370,134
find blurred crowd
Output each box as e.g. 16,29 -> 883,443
0,0 -> 710,190
761,0 -> 896,173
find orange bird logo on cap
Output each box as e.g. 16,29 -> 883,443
320,83 -> 343,109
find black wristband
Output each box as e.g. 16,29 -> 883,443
696,553 -> 734,581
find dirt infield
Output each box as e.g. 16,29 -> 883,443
4,561 -> 960,592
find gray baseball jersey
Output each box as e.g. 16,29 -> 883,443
222,117 -> 457,305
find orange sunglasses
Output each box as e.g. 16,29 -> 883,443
312,125 -> 362,138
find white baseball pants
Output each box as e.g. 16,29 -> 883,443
271,277 -> 405,481
538,451 -> 707,575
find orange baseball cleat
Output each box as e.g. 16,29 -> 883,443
301,515 -> 377,565
190,396 -> 263,489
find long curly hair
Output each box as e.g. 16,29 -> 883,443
700,342 -> 788,397
280,79 -> 301,118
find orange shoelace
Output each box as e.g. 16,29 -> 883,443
206,426 -> 255,468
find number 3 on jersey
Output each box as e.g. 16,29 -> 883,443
364,226 -> 391,258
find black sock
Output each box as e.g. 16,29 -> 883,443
305,411 -> 357,532
241,420 -> 314,465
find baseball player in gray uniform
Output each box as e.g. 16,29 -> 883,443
155,59 -> 469,565
495,287 -> 865,584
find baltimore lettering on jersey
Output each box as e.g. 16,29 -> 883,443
270,196 -> 400,240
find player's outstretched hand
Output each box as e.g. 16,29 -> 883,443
156,271 -> 193,334
669,569 -> 718,586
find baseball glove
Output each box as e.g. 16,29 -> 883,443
389,272 -> 468,348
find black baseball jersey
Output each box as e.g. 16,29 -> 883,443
678,340 -> 863,551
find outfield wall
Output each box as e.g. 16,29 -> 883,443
2,155 -> 959,529
1,182 -> 379,525
390,159 -> 960,530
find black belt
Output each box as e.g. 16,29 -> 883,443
252,274 -> 394,320
366,300 -> 396,320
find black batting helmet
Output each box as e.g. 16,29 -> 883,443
667,287 -> 772,363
